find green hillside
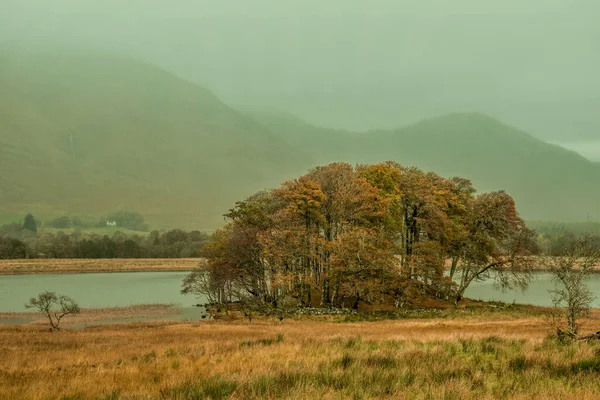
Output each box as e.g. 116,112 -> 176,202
0,50 -> 310,229
2,49 -> 599,229
250,112 -> 600,222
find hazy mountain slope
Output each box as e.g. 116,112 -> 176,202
243,111 -> 361,162
251,112 -> 600,222
2,50 -> 598,229
0,51 -> 310,229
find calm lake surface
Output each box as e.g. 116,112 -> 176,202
0,271 -> 205,313
2,272 -> 600,316
465,272 -> 600,307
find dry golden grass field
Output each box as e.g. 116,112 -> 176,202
0,258 -> 202,275
1,257 -> 596,276
2,309 -> 600,400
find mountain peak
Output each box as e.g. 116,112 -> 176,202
407,112 -> 536,141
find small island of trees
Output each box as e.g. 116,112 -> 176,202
183,162 -> 539,313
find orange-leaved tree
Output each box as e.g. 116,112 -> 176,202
184,162 -> 537,311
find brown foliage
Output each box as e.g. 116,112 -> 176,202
187,162 -> 537,312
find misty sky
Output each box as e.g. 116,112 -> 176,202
2,0 -> 599,154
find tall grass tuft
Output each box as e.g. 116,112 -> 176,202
160,377 -> 238,400
240,333 -> 285,348
571,358 -> 600,373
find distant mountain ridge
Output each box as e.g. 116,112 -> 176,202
1,50 -> 599,228
249,111 -> 600,222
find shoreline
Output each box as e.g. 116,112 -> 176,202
0,303 -> 186,326
2,257 -> 599,276
0,268 -> 194,275
0,300 -> 570,327
0,258 -> 204,275
1,257 -> 599,276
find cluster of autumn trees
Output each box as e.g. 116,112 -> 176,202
183,162 -> 539,310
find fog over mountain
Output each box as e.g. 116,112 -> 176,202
2,48 -> 600,228
2,0 -> 600,229
2,0 -> 599,159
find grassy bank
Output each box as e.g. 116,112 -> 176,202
1,257 -> 597,276
0,304 -> 180,326
2,309 -> 600,399
0,258 -> 202,275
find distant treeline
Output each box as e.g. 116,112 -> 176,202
1,211 -> 150,233
0,230 -> 209,259
538,231 -> 600,256
45,211 -> 149,231
529,221 -> 600,238
531,221 -> 600,255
